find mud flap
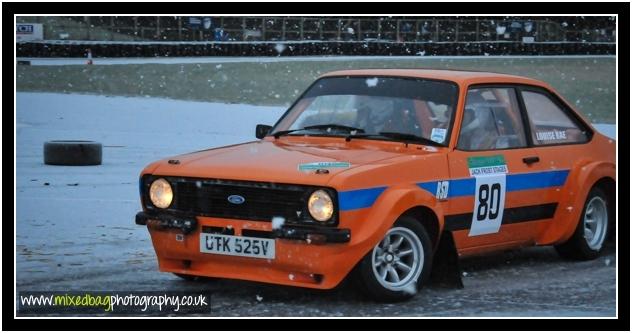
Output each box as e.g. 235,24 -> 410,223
430,231 -> 464,289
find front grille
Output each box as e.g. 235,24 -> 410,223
143,176 -> 337,225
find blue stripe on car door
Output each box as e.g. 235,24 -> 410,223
338,169 -> 570,211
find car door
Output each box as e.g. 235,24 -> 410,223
446,85 -> 556,253
516,86 -> 594,242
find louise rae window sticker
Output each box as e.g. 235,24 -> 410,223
536,129 -> 567,141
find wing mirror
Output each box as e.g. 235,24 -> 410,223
255,124 -> 272,139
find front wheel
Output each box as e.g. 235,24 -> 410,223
356,216 -> 433,302
555,187 -> 610,260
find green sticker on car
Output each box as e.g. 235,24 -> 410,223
467,155 -> 508,176
298,161 -> 351,171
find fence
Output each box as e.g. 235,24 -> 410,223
16,16 -> 616,43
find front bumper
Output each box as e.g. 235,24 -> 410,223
136,211 -> 350,243
137,211 -> 359,289
136,212 -> 198,233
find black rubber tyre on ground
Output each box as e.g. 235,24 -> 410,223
555,187 -> 611,260
355,216 -> 433,302
172,273 -> 213,282
43,140 -> 102,166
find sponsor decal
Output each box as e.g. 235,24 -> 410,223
430,128 -> 447,143
467,155 -> 508,176
467,155 -> 508,236
536,130 -> 567,141
298,161 -> 351,172
16,24 -> 34,34
436,180 -> 449,200
470,174 -> 506,236
16,23 -> 43,41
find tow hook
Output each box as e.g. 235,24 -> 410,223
136,212 -> 197,234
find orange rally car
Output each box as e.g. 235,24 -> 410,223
136,69 -> 616,301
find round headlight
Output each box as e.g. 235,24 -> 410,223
149,178 -> 173,209
308,190 -> 334,222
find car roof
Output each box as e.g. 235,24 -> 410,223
320,69 -> 551,88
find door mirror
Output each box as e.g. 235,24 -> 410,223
255,124 -> 272,139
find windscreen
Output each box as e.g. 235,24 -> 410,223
272,76 -> 459,145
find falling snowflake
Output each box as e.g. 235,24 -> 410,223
365,77 -> 379,87
274,43 -> 286,54
271,217 -> 285,230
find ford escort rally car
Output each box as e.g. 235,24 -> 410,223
137,69 -> 616,301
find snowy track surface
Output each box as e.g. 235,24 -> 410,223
16,93 -> 616,317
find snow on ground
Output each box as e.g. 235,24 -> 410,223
17,55 -> 616,66
593,123 -> 617,140
16,93 -> 283,288
15,92 -> 616,316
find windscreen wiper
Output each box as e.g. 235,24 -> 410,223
379,132 -> 441,146
345,131 -> 441,147
271,128 -> 304,139
272,124 -> 365,139
303,124 -> 365,134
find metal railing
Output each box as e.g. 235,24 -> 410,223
17,16 -> 616,44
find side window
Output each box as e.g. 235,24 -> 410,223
457,87 -> 527,151
521,91 -> 588,145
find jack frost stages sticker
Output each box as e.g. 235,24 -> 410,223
467,155 -> 507,236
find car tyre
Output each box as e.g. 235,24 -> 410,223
555,187 -> 610,260
173,273 -> 215,282
43,140 -> 102,166
356,216 -> 433,302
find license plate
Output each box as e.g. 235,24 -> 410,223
200,233 -> 275,259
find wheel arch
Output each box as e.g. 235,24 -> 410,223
400,206 -> 441,250
593,176 -> 616,240
538,161 -> 615,245
345,184 -> 445,280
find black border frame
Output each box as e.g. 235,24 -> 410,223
6,1 -> 629,331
